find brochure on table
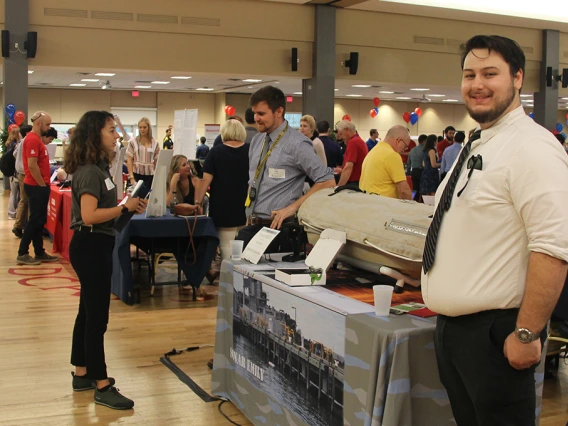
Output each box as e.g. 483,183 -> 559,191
274,229 -> 346,286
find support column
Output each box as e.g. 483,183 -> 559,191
302,5 -> 336,125
534,30 -> 559,131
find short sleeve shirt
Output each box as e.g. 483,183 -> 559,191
70,161 -> 118,236
360,142 -> 407,198
342,134 -> 368,182
126,138 -> 160,175
23,132 -> 50,186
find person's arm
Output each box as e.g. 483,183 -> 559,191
114,115 -> 131,142
80,193 -> 145,226
27,157 -> 47,187
440,152 -> 448,172
166,172 -> 180,206
194,172 -> 213,214
125,140 -> 136,185
429,149 -> 441,168
153,141 -> 160,167
337,162 -> 354,186
395,181 -> 412,200
270,179 -> 335,229
313,138 -> 327,166
504,252 -> 567,369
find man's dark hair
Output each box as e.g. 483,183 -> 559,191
317,120 -> 330,134
418,134 -> 428,144
460,35 -> 525,78
370,129 -> 378,136
249,85 -> 286,114
245,108 -> 255,125
454,131 -> 466,143
200,136 -> 206,144
555,133 -> 566,145
45,127 -> 58,139
20,125 -> 32,138
444,126 -> 455,133
437,135 -> 444,143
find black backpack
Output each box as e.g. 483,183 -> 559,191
0,142 -> 17,177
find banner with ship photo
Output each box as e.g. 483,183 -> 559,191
230,272 -> 345,426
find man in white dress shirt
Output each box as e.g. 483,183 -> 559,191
421,35 -> 568,425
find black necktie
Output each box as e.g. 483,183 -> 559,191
422,130 -> 481,274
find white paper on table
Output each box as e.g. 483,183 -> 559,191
241,227 -> 280,264
50,170 -> 58,183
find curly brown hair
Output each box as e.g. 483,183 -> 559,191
64,111 -> 114,174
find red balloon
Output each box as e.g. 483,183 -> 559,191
414,107 -> 422,117
8,123 -> 19,133
566,113 -> 568,120
369,109 -> 377,118
373,97 -> 380,107
402,112 -> 411,123
226,106 -> 236,116
224,105 -> 230,114
342,114 -> 351,121
14,110 -> 25,126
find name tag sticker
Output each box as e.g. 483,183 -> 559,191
269,168 -> 286,179
147,148 -> 154,153
105,178 -> 115,191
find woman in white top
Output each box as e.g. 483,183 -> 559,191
299,114 -> 327,166
126,117 -> 160,189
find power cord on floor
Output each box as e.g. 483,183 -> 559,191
161,344 -> 242,426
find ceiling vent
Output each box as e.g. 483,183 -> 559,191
91,11 -> 134,21
521,46 -> 534,54
413,36 -> 444,46
44,8 -> 88,19
138,14 -> 178,24
181,16 -> 221,27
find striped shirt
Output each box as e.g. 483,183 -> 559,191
126,137 -> 160,175
250,120 -> 334,218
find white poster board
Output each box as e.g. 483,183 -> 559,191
47,143 -> 57,160
112,147 -> 126,201
146,149 -> 174,218
173,109 -> 198,159
204,124 -> 220,148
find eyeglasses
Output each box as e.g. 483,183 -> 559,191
398,138 -> 409,150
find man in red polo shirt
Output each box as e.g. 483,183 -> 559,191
337,120 -> 368,187
17,111 -> 59,265
436,125 -> 455,159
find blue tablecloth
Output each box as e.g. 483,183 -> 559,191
111,212 -> 219,305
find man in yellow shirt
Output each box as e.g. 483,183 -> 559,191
360,125 -> 412,199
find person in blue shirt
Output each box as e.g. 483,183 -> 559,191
196,136 -> 210,161
366,129 -> 379,151
440,131 -> 465,181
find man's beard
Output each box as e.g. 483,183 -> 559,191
447,136 -> 454,142
41,129 -> 48,137
466,83 -> 516,124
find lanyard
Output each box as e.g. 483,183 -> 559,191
252,123 -> 289,184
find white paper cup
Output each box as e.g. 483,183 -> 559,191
373,285 -> 394,316
230,240 -> 244,260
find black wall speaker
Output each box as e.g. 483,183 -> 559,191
546,66 -> 553,87
562,68 -> 568,89
291,47 -> 298,72
25,32 -> 37,58
2,30 -> 9,58
345,52 -> 359,75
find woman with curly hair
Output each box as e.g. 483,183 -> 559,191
64,111 -> 147,410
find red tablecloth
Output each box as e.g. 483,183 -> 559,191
46,184 -> 73,261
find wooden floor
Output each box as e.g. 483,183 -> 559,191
0,190 -> 566,426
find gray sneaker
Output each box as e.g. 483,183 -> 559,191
35,252 -> 59,263
71,372 -> 116,392
17,254 -> 41,265
94,386 -> 134,410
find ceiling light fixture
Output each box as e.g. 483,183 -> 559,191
410,88 -> 430,91
69,83 -> 86,87
293,92 -> 302,95
396,96 -> 411,100
196,87 -> 214,91
95,73 -> 115,77
171,76 -> 192,79
379,91 -> 394,94
520,94 -> 533,98
135,85 -> 151,89
334,89 -> 339,91
151,81 -> 170,85
346,94 -> 363,97
101,80 -> 112,90
428,94 -> 446,97
243,79 -> 262,83
562,97 -> 568,100
81,79 -> 99,82
443,99 -> 459,102
352,84 -> 371,88
28,70 -> 34,74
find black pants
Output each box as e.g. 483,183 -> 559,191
133,172 -> 153,190
435,309 -> 545,426
236,224 -> 295,253
441,172 -> 448,181
70,231 -> 115,380
410,168 -> 422,201
18,184 -> 50,256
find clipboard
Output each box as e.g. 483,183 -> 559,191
113,181 -> 150,232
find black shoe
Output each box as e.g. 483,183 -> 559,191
12,227 -> 22,238
71,372 -> 116,392
35,252 -> 59,263
94,386 -> 134,410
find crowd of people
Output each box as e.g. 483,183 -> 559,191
2,33 -> 568,424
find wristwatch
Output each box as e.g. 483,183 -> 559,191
514,327 -> 540,344
121,206 -> 129,215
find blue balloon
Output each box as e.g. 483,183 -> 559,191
562,132 -> 567,139
373,107 -> 379,114
566,119 -> 568,126
528,112 -> 534,119
5,103 -> 15,115
8,119 -> 15,125
556,123 -> 564,133
410,112 -> 418,125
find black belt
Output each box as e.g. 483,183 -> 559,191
248,216 -> 296,226
74,225 -> 112,236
